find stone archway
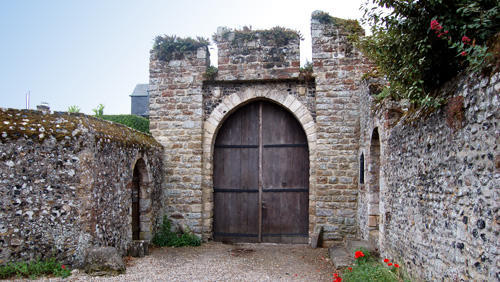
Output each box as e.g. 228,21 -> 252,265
368,128 -> 381,245
130,158 -> 152,241
201,89 -> 317,241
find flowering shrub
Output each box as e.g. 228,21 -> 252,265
356,0 -> 499,107
340,249 -> 409,281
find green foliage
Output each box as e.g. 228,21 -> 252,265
300,61 -> 314,73
0,258 -> 71,279
100,114 -> 150,134
342,263 -> 400,282
92,104 -> 104,117
215,26 -> 302,47
153,35 -> 209,62
67,105 -> 80,113
204,65 -> 219,80
356,0 -> 499,107
341,249 -> 411,282
152,216 -> 201,247
312,11 -> 364,36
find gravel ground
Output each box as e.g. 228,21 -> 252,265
27,242 -> 336,281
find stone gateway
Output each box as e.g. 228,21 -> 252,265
0,10 -> 498,281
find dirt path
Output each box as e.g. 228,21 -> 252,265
33,242 -> 336,281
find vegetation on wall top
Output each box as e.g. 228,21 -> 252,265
153,35 -> 209,62
101,115 -> 150,134
356,0 -> 499,108
312,11 -> 364,36
214,26 -> 302,47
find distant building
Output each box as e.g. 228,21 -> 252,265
130,84 -> 149,117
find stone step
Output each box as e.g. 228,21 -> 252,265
345,239 -> 376,257
328,245 -> 351,269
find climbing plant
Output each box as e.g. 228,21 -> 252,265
356,0 -> 499,107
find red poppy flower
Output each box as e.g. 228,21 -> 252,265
387,263 -> 393,266
394,264 -> 400,268
333,273 -> 339,277
61,265 -> 66,269
354,251 -> 365,259
348,267 -> 352,271
383,258 -> 390,263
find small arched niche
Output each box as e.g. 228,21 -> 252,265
131,158 -> 149,240
368,128 -> 381,244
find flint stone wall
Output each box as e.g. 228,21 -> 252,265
358,72 -> 500,280
0,108 -> 163,267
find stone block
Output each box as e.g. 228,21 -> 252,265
84,247 -> 125,276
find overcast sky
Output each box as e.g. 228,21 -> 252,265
0,0 -> 366,115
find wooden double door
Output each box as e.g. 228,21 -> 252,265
213,101 -> 309,243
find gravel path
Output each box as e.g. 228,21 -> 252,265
30,242 -> 336,281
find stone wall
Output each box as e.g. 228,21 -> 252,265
358,72 -> 500,280
214,27 -> 300,81
202,80 -> 316,120
149,47 -> 209,234
0,109 -> 163,267
311,11 -> 372,245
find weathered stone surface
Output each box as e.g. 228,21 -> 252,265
311,12 -> 372,246
214,27 -> 300,81
84,247 -> 125,276
128,240 -> 149,258
0,109 -> 163,267
358,72 -> 500,281
328,245 -> 350,268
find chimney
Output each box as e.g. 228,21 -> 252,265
37,102 -> 50,114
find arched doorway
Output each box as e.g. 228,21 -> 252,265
131,159 -> 147,240
368,128 -> 380,244
213,101 -> 309,243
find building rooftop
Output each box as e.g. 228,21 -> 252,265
130,84 -> 149,97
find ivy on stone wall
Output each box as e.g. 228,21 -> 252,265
153,35 -> 209,62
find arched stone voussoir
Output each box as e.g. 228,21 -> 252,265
206,92 -> 316,148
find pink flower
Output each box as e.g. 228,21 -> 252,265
430,20 -> 441,30
461,51 -> 467,56
61,265 -> 66,270
462,35 -> 471,44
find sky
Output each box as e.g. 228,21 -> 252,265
0,0 -> 367,115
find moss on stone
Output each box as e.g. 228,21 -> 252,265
216,26 -> 301,47
312,11 -> 364,36
0,108 -> 161,150
152,35 -> 209,62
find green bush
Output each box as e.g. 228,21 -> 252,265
0,258 -> 71,279
356,0 -> 499,107
101,115 -> 150,134
153,35 -> 209,62
204,65 -> 218,80
152,216 -> 201,247
214,26 -> 302,46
